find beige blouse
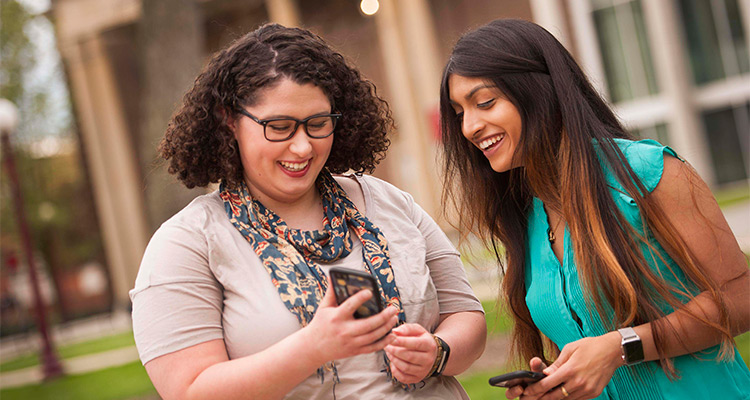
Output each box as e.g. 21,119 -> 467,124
130,174 -> 483,399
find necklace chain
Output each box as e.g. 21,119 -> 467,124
547,216 -> 564,244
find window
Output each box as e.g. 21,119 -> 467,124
631,122 -> 669,145
701,102 -> 749,184
677,0 -> 749,85
592,0 -> 659,103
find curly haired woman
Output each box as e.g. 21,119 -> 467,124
129,23 -> 486,400
440,19 -> 749,400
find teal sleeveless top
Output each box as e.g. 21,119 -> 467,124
525,138 -> 750,400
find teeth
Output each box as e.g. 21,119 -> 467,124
279,160 -> 309,172
479,135 -> 503,150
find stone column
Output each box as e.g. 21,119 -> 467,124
373,0 -> 439,218
265,0 -> 301,27
529,0 -> 571,49
61,36 -> 149,310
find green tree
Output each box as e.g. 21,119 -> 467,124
1,0 -> 110,330
0,0 -> 34,104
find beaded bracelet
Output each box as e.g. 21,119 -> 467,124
429,335 -> 451,377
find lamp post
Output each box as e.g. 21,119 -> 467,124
0,98 -> 64,380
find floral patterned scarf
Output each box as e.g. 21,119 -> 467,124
219,170 -> 406,385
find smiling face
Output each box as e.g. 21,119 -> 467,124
231,77 -> 334,209
448,74 -> 523,173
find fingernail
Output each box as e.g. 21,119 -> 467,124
543,367 -> 551,374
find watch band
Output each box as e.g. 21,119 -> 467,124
617,327 -> 644,365
430,335 -> 451,377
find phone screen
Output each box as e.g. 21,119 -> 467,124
329,267 -> 383,319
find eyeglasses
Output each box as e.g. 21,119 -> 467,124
236,108 -> 341,142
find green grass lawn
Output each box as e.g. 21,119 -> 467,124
460,369 -> 508,400
736,331 -> 750,366
0,361 -> 156,400
483,300 -> 512,337
714,184 -> 750,208
0,331 -> 135,373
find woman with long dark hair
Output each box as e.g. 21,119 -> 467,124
130,23 -> 486,399
440,18 -> 749,400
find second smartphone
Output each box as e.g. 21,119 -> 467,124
489,370 -> 546,388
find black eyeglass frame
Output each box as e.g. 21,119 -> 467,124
236,108 -> 342,142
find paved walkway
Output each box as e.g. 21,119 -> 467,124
0,310 -> 136,390
0,346 -> 139,389
0,311 -> 132,361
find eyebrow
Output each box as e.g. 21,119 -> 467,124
259,110 -> 332,120
465,84 -> 494,100
450,83 -> 495,105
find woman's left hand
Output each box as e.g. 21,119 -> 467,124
521,332 -> 623,400
384,323 -> 438,384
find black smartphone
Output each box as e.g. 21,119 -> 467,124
329,267 -> 384,319
489,370 -> 546,388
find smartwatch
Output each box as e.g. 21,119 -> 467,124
431,335 -> 451,377
617,327 -> 644,365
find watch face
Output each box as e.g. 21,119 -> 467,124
623,339 -> 644,364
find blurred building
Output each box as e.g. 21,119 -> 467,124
49,0 -> 749,311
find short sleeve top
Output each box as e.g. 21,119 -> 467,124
524,139 -> 750,400
130,174 -> 484,400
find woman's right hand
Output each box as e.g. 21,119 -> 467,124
505,357 -> 547,399
304,280 -> 399,364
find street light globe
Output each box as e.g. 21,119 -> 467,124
0,99 -> 19,134
360,0 -> 379,16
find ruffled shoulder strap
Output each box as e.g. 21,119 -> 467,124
605,138 -> 681,194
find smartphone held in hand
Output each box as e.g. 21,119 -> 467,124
489,370 -> 546,388
329,267 -> 384,319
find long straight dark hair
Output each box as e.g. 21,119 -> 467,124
440,19 -> 732,375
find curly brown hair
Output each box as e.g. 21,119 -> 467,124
160,23 -> 393,188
